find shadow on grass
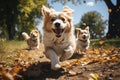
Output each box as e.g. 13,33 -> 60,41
19,62 -> 65,80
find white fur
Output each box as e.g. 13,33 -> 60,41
76,38 -> 90,52
43,31 -> 76,70
42,6 -> 76,70
76,27 -> 90,53
22,32 -> 30,40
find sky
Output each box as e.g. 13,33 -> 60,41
37,0 -> 116,34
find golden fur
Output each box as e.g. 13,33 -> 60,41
76,26 -> 90,53
22,29 -> 40,50
41,6 -> 76,70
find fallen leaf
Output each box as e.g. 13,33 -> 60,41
99,40 -> 105,45
89,73 -> 99,80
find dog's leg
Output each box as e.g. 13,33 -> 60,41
60,46 -> 74,61
37,38 -> 40,49
45,48 -> 61,70
36,45 -> 39,49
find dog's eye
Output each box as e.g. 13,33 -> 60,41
61,18 -> 65,22
51,18 -> 55,22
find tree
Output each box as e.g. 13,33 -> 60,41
0,0 -> 19,40
0,0 -> 47,40
17,0 -> 47,40
104,0 -> 120,38
75,11 -> 106,39
50,0 -> 120,39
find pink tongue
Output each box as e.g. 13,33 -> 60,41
56,29 -> 61,35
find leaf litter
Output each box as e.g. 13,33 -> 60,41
0,43 -> 120,80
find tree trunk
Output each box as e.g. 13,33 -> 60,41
104,0 -> 120,38
106,7 -> 120,38
5,0 -> 18,40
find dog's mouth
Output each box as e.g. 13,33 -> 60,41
83,35 -> 86,39
52,28 -> 64,38
31,35 -> 38,40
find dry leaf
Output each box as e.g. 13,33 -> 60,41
89,73 -> 99,80
99,40 -> 105,45
110,56 -> 118,62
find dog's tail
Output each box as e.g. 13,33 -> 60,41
22,32 -> 30,40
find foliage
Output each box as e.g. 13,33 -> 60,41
75,11 -> 107,39
50,0 -> 120,39
0,39 -> 120,79
17,0 -> 47,40
0,0 -> 47,40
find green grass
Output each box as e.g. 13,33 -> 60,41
0,40 -> 27,65
90,38 -> 120,48
0,40 -> 27,53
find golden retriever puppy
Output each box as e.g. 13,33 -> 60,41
41,6 -> 76,70
22,29 -> 40,50
76,26 -> 90,53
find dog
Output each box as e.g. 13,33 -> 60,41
76,26 -> 90,53
22,29 -> 40,50
41,6 -> 76,70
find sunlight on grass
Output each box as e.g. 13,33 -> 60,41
90,38 -> 120,48
0,40 -> 27,65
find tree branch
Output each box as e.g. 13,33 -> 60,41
104,0 -> 114,9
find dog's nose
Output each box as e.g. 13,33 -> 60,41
55,22 -> 60,28
83,35 -> 86,39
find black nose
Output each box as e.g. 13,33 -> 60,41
55,22 -> 60,28
83,35 -> 86,39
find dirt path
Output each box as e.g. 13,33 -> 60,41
0,43 -> 120,80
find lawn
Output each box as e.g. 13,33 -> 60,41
0,39 -> 120,80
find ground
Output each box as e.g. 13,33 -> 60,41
0,39 -> 120,80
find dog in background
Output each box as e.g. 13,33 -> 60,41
76,26 -> 90,53
41,6 -> 76,70
22,29 -> 40,50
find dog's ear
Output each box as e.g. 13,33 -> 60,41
63,6 -> 74,16
76,28 -> 81,38
41,5 -> 51,16
85,26 -> 89,31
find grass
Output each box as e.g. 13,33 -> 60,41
90,38 -> 120,48
0,40 -> 27,65
0,38 -> 119,65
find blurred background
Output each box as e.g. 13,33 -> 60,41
0,0 -> 119,40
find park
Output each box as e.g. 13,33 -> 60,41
0,0 -> 120,80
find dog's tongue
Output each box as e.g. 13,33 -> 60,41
53,29 -> 63,38
55,29 -> 62,35
55,29 -> 62,37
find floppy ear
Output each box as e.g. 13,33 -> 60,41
76,28 -> 81,38
85,26 -> 89,31
41,5 -> 51,16
63,6 -> 74,16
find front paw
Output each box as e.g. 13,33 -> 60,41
64,46 -> 73,52
51,63 -> 61,70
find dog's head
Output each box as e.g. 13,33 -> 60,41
42,6 -> 74,38
76,26 -> 90,41
30,29 -> 39,40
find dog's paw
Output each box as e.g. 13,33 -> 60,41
64,46 -> 73,52
51,64 -> 61,70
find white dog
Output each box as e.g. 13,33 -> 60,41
41,6 -> 76,70
76,26 -> 90,53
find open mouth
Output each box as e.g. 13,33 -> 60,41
52,28 -> 64,38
